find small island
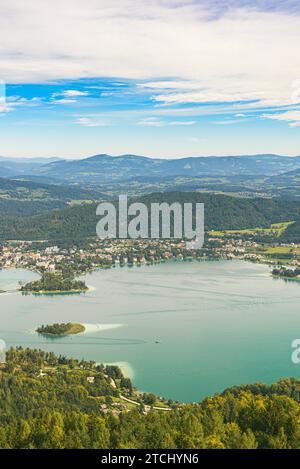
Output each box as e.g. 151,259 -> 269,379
36,322 -> 85,336
21,272 -> 88,294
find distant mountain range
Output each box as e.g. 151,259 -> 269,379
22,153 -> 300,181
1,155 -> 300,242
1,153 -> 300,198
0,156 -> 62,178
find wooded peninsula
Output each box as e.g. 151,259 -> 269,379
21,272 -> 88,294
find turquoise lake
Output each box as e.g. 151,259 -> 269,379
1,260 -> 300,402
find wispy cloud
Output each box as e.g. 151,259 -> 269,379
138,117 -> 196,127
0,0 -> 299,113
262,110 -> 300,127
146,82 -> 300,109
138,117 -> 165,127
213,118 -> 248,125
76,117 -> 110,127
53,98 -> 77,104
63,90 -> 89,97
50,89 -> 89,104
169,121 -> 196,126
1,1 -> 300,158
0,95 -> 42,112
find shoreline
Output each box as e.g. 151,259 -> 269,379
23,288 -> 90,295
2,253 -> 298,292
2,258 -> 299,299
272,274 -> 300,282
1,257 -> 300,403
82,323 -> 123,334
102,361 -> 134,380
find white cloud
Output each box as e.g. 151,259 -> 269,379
53,98 -> 77,104
169,121 -> 196,126
76,117 -> 109,127
140,81 -> 202,91
0,1 -> 300,114
63,90 -> 89,97
0,95 -> 42,112
149,84 -> 300,108
50,89 -> 89,103
262,110 -> 300,127
138,118 -> 165,127
214,118 -> 248,125
138,117 -> 196,127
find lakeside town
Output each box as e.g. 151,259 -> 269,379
1,236 -> 300,284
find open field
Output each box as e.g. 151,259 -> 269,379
209,221 -> 295,238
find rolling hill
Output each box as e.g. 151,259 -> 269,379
1,192 -> 299,241
0,156 -> 62,178
13,154 -> 300,198
1,154 -> 300,200
28,154 -> 300,185
0,177 -> 108,215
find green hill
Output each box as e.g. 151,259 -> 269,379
1,192 -> 299,241
0,177 -> 108,215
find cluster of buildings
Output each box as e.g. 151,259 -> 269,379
0,237 -> 299,275
0,239 -> 197,274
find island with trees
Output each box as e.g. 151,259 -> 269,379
21,272 -> 88,294
36,323 -> 85,336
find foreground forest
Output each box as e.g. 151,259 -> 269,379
1,348 -> 300,449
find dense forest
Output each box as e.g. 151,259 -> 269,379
1,348 -> 300,449
1,192 -> 300,242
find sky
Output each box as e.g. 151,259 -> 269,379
0,0 -> 300,159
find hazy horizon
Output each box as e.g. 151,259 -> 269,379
1,152 -> 300,162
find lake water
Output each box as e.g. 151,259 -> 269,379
1,260 -> 300,402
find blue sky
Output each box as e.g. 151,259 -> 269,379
0,1 -> 300,158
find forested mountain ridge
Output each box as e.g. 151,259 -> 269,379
0,177 -> 108,215
0,177 -> 105,202
0,192 -> 299,241
1,347 -> 300,449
